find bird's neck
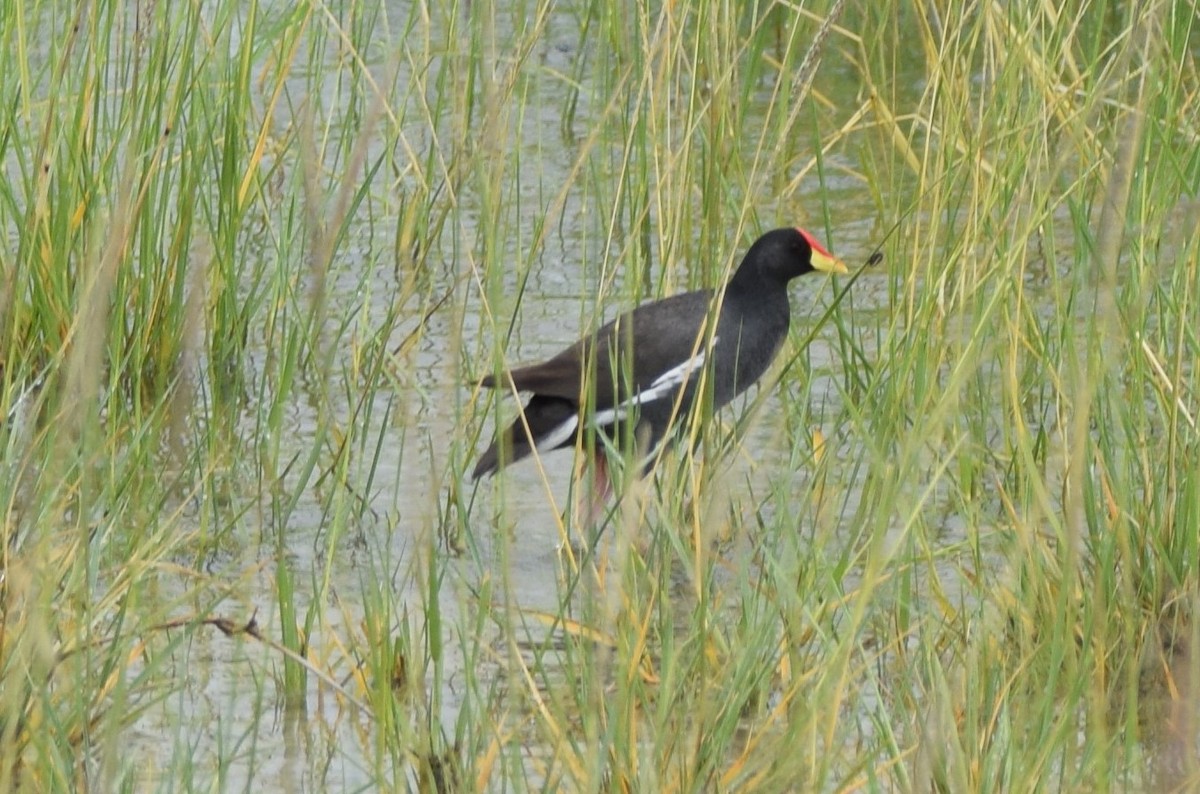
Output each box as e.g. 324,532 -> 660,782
723,270 -> 790,314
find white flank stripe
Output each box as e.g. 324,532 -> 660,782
590,406 -> 626,427
535,414 -> 579,452
589,338 -> 716,429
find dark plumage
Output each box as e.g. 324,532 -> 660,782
473,227 -> 846,486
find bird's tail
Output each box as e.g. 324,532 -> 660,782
473,395 -> 577,479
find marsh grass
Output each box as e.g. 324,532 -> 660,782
2,0 -> 1199,789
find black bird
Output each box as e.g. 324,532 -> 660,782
473,227 -> 846,517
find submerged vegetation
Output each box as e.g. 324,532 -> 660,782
2,0 -> 1198,789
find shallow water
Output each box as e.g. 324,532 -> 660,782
127,9 -> 936,789
109,1 -> 1197,790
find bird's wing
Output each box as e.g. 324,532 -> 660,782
492,290 -> 717,411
